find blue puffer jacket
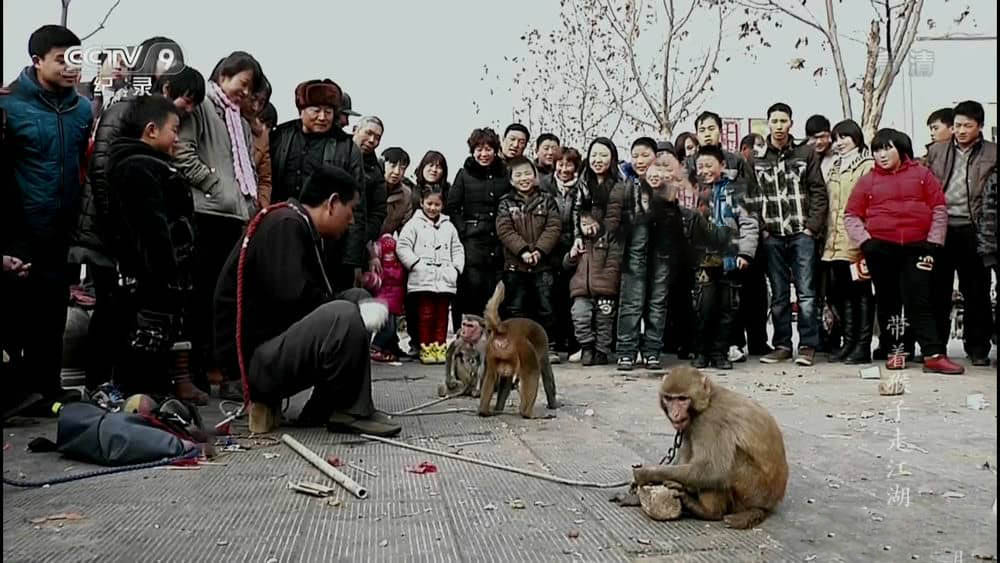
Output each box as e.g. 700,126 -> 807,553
0,67 -> 92,259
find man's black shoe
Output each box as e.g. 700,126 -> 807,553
712,357 -> 734,370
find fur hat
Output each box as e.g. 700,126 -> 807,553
294,79 -> 342,110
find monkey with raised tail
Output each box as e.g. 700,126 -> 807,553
439,314 -> 487,397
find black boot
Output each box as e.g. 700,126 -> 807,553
691,355 -> 710,369
592,351 -> 609,366
830,297 -> 856,363
711,355 -> 733,370
846,289 -> 874,365
581,346 -> 596,367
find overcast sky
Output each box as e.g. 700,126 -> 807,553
4,0 -> 997,171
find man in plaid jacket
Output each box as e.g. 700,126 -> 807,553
749,102 -> 828,367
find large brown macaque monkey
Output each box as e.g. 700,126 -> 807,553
479,282 -> 558,418
632,367 -> 788,529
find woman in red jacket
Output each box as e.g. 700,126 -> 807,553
844,129 -> 964,375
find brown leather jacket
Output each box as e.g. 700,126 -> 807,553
496,188 -> 562,272
251,118 -> 272,209
926,136 -> 998,226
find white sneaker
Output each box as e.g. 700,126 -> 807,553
728,345 -> 747,363
569,349 -> 582,363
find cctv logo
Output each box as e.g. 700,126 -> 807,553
64,43 -> 181,75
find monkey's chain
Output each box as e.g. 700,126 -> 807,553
658,432 -> 684,465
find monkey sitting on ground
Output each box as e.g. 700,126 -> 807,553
439,314 -> 487,397
479,281 -> 558,418
625,367 -> 788,529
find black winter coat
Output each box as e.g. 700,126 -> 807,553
445,157 -> 509,267
70,99 -> 128,267
213,201 -> 334,377
270,120 -> 367,269
107,138 -> 195,296
362,151 -> 387,244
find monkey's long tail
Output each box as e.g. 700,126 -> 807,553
483,281 -> 505,332
361,433 -> 631,489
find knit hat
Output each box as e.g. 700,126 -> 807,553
294,79 -> 342,110
378,233 -> 396,257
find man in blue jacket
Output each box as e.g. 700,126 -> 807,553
1,25 -> 93,413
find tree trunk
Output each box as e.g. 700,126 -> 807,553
824,0 -> 853,120
860,21 -> 881,140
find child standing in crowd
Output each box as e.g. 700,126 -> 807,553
109,95 -> 204,400
565,138 -> 626,366
616,149 -> 678,370
822,120 -> 875,364
398,187 -> 465,365
664,151 -> 700,359
616,137 -> 659,370
446,129 -> 509,325
844,129 -> 964,375
543,147 -> 583,357
690,145 -> 759,370
403,150 -> 445,355
496,156 -> 562,362
370,234 -> 407,362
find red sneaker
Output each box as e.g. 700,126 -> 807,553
886,353 -> 906,371
922,354 -> 965,375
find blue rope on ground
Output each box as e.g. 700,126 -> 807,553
2,448 -> 201,488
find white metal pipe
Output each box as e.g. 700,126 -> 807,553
281,434 -> 368,499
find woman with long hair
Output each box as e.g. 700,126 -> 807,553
822,120 -> 874,364
674,132 -> 699,161
566,137 -> 626,366
174,51 -> 264,395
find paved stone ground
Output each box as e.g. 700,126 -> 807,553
3,352 -> 997,562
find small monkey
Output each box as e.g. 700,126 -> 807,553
479,282 -> 558,418
628,367 -> 788,529
439,314 -> 487,397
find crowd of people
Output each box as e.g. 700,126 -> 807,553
2,26 -> 997,432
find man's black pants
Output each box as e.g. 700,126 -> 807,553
932,224 -> 993,358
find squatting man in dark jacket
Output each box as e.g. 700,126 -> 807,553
213,165 -> 401,437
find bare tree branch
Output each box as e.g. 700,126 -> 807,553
602,0 -> 664,131
79,0 -> 123,41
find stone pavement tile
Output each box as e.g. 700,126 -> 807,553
3,358 -> 996,562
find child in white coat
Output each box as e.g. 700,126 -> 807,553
397,187 -> 466,364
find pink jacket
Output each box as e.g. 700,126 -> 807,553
375,234 -> 406,315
